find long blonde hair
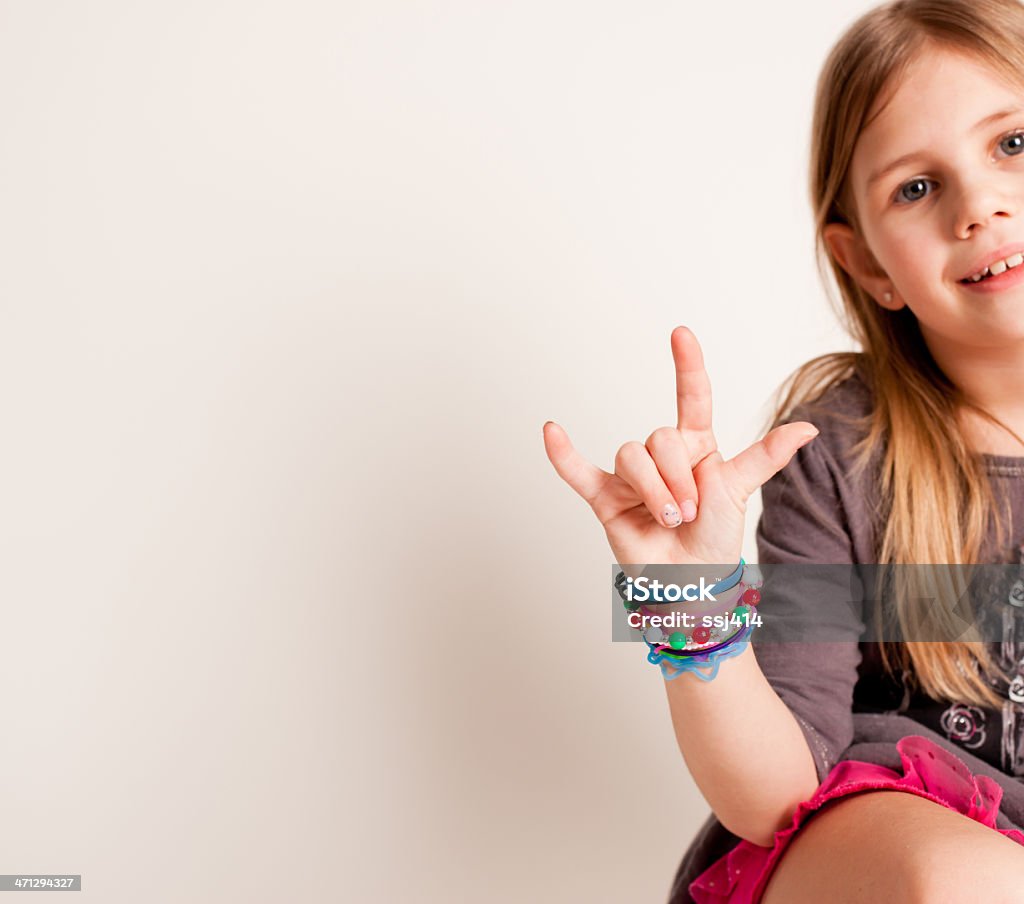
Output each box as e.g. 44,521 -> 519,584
775,0 -> 1024,708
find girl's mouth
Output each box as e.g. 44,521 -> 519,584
959,262 -> 1024,293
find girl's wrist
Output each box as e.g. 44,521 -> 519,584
634,559 -> 765,681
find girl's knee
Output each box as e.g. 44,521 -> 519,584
907,819 -> 1024,903
762,790 -> 1024,904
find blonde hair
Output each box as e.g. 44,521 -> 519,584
775,0 -> 1024,708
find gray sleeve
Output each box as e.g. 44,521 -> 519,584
752,422 -> 866,784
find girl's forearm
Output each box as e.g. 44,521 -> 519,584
662,642 -> 820,847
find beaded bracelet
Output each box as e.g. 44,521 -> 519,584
650,564 -> 762,651
615,561 -> 764,681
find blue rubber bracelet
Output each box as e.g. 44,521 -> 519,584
659,640 -> 750,681
707,558 -> 745,595
653,623 -> 755,681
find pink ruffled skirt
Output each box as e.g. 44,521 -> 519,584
689,735 -> 1024,903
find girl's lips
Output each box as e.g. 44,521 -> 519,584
959,262 -> 1024,293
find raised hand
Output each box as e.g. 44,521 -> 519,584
543,326 -> 818,569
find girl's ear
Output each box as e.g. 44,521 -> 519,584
823,222 -> 905,311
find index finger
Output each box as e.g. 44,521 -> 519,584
671,326 -> 713,434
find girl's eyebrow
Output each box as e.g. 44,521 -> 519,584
866,106 -> 1024,189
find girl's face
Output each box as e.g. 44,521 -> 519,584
826,45 -> 1024,355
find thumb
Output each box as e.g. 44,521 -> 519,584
725,422 -> 819,501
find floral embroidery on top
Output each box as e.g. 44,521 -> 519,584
940,703 -> 988,749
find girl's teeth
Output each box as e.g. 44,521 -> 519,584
964,252 -> 1024,282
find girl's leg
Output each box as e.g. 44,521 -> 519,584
760,789 -> 1024,904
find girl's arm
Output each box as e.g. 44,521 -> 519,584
543,327 -> 823,845
689,378 -> 875,845
663,643 -> 820,847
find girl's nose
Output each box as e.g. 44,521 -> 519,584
953,179 -> 1015,238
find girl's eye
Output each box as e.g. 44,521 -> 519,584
895,177 -> 934,205
891,130 -> 1024,206
999,130 -> 1024,157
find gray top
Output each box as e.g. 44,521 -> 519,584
667,370 -> 1024,903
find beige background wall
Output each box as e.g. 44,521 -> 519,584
0,1 -> 866,901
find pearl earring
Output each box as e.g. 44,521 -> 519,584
883,291 -> 893,303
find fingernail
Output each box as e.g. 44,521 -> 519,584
798,430 -> 819,449
681,500 -> 697,522
662,504 -> 682,527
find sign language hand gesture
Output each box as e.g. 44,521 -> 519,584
543,327 -> 819,569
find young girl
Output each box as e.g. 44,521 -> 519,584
544,0 -> 1024,900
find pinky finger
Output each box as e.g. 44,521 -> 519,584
542,421 -> 611,505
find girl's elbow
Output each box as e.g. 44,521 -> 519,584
740,826 -> 779,848
720,816 -> 778,848
718,800 -> 802,848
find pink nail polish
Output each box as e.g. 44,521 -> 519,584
662,504 -> 682,527
681,500 -> 697,522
